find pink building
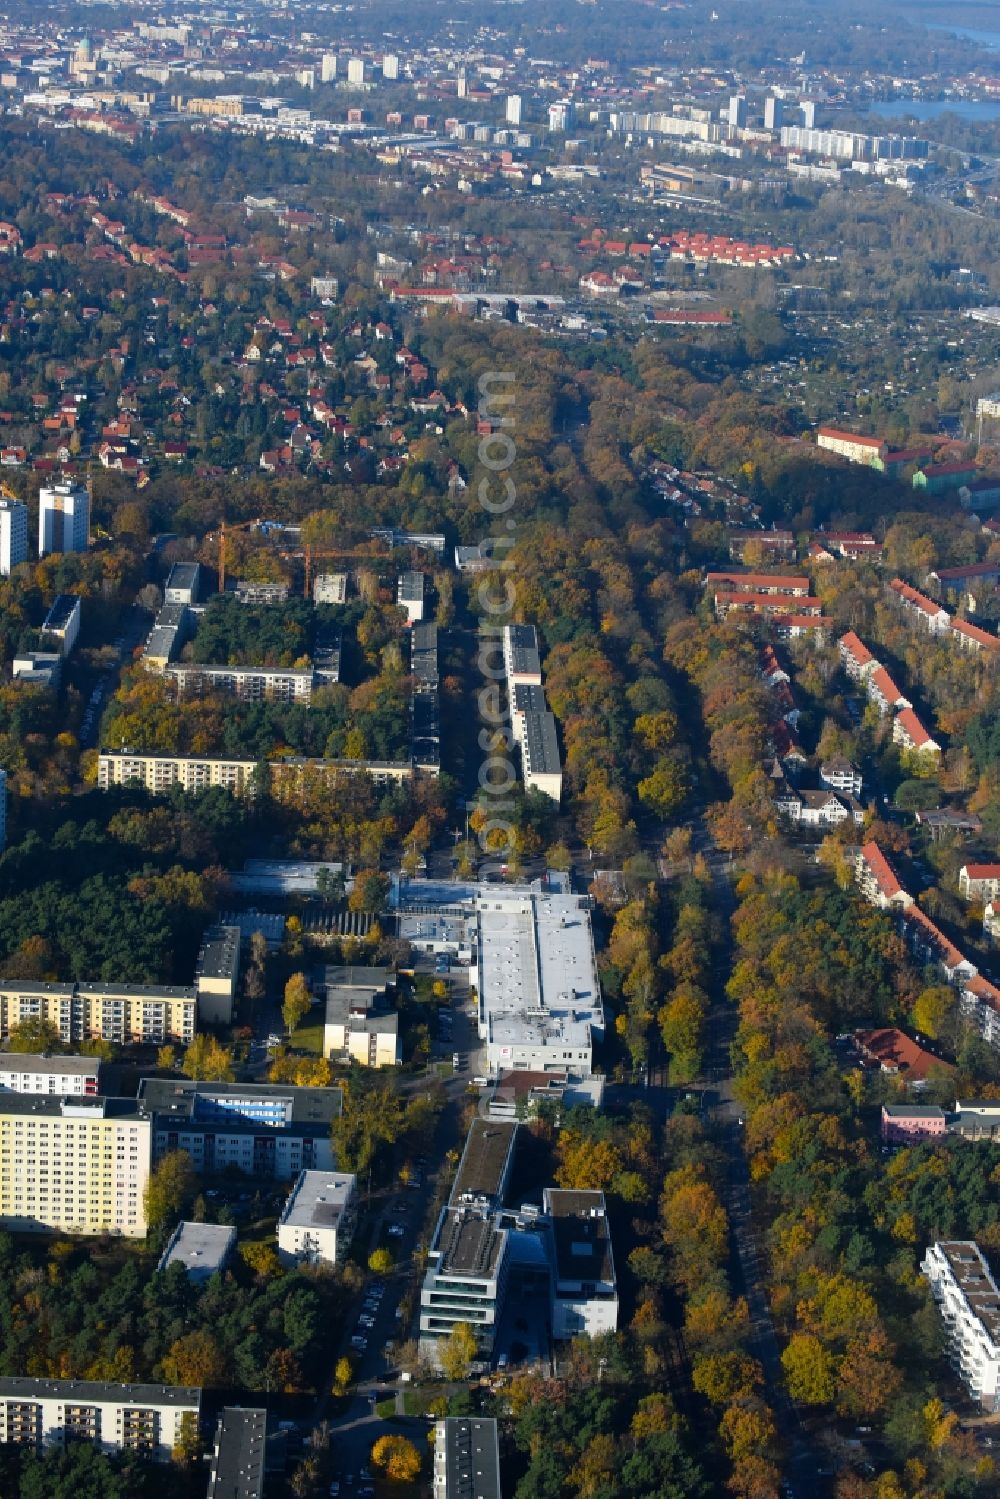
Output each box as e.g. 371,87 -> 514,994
881,1103 -> 948,1144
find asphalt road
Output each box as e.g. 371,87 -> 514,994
302,980 -> 484,1484
694,812 -> 824,1498
78,605 -> 151,749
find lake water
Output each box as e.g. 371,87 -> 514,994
926,22 -> 1000,49
869,98 -> 1000,122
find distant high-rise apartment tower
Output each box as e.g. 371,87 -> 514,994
0,496 -> 28,575
297,67 -> 315,89
382,53 -> 399,80
457,71 -> 467,98
320,52 -> 337,82
729,94 -> 747,128
548,100 -> 571,132
801,98 -> 817,128
764,95 -> 783,130
506,94 -> 522,125
38,482 -> 89,558
347,57 -> 365,86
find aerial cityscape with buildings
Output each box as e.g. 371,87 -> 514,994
0,0 -> 999,1495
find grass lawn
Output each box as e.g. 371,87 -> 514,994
291,1016 -> 325,1055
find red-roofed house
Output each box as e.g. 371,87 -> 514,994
715,592 -> 824,618
888,577 -> 951,634
959,865 -> 1000,902
823,531 -> 882,560
950,618 -> 1000,655
706,571 -> 809,596
855,842 -> 913,911
839,630 -> 877,680
893,707 -> 941,761
817,428 -> 887,467
855,1028 -> 952,1085
866,665 -> 911,717
960,976 -> 1000,1051
901,905 -> 976,984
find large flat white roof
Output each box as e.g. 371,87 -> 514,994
279,1170 -> 356,1232
477,891 -> 602,1054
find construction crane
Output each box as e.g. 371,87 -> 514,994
287,544 -> 389,599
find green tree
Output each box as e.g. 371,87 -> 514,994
438,1321 -> 478,1381
181,1034 -> 235,1081
911,985 -> 955,1041
781,1333 -> 835,1406
283,972 -> 313,1033
5,1017 -> 62,1053
333,1356 -> 353,1395
144,1150 -> 196,1231
161,1329 -> 225,1387
371,1433 -> 422,1482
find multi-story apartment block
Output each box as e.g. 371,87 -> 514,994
893,707 -> 942,761
521,710 -> 562,803
41,594 -> 81,656
0,496 -> 28,575
866,664 -> 911,716
322,966 -> 401,1069
277,1169 -> 357,1266
163,562 -> 201,605
207,1407 -> 267,1499
98,751 -> 260,796
502,624 -> 542,687
816,427 -> 887,466
0,1378 -> 200,1460
819,757 -> 863,796
38,482 -> 90,557
855,842 -> 914,912
922,1241 -> 1000,1412
166,663 -> 316,703
959,864 -> 1000,903
838,630 -> 877,680
0,1053 -> 100,1096
194,925 -> 241,1026
433,1418 -> 501,1499
887,578 -> 951,633
98,751 -> 415,794
705,571 -> 810,598
960,976 -> 1000,1053
0,1095 -> 151,1237
138,1079 -> 341,1180
0,980 -> 197,1047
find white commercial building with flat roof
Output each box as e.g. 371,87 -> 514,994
922,1240 -> 1000,1411
277,1169 -> 357,1265
158,1220 -> 237,1282
476,890 -> 603,1076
